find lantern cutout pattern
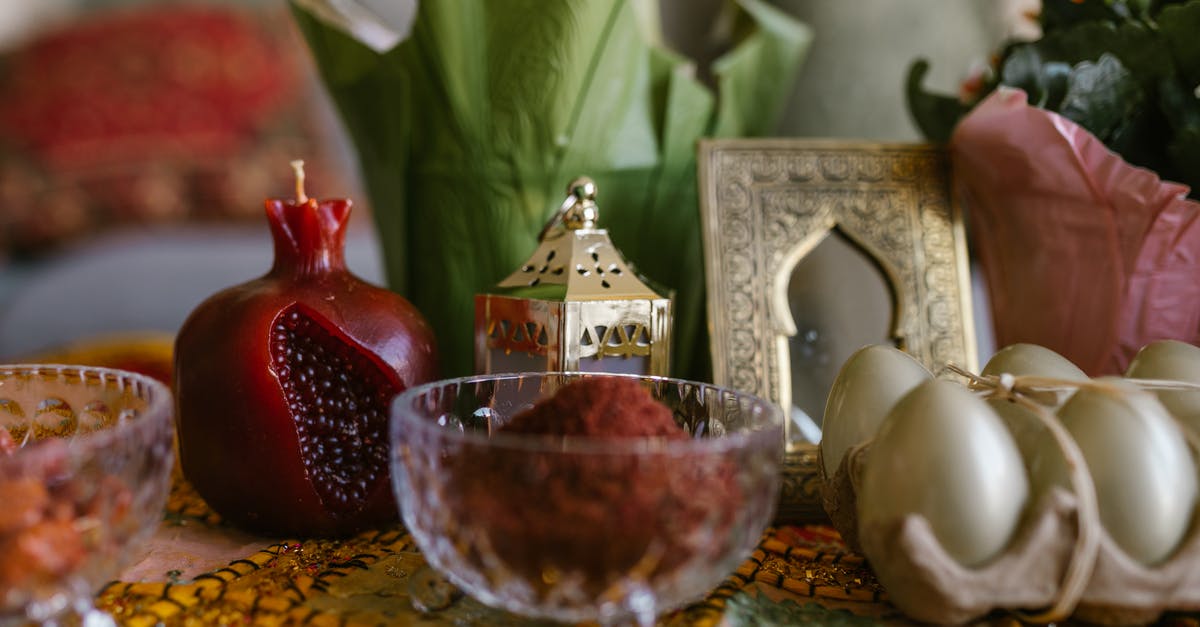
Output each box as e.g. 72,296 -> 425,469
475,177 -> 672,376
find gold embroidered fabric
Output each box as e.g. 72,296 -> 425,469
96,469 -> 911,626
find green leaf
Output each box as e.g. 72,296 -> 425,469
1036,19 -> 1174,88
1041,61 -> 1074,110
904,59 -> 969,143
993,43 -> 1080,108
1060,53 -> 1144,139
710,0 -> 813,137
1125,0 -> 1156,18
1000,44 -> 1046,103
1158,0 -> 1200,88
1150,0 -> 1193,16
292,0 -> 810,378
913,0 -> 1200,200
1158,75 -> 1200,132
290,3 -> 413,294
1108,102 -> 1175,175
633,50 -> 714,377
1169,126 -> 1200,192
1040,0 -> 1125,30
997,45 -> 1072,108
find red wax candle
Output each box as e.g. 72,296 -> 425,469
174,161 -> 439,537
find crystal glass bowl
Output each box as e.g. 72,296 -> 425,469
390,372 -> 783,625
0,365 -> 174,622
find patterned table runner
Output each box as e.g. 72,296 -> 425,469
97,470 -> 908,626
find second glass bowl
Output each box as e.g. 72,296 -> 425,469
390,372 -> 783,625
0,364 -> 174,623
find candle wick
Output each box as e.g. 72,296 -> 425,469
290,159 -> 308,203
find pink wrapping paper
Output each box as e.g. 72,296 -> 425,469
951,87 -> 1200,375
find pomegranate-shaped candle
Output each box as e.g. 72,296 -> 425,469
175,161 -> 438,536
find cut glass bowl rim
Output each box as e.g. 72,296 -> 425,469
0,363 -> 173,470
391,371 -> 784,456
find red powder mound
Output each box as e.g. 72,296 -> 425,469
501,377 -> 687,439
449,376 -> 741,604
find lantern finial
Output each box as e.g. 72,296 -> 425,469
539,176 -> 599,241
568,176 -> 597,202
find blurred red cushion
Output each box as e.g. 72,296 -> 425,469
0,5 -> 351,257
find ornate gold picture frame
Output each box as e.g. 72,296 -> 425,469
698,139 -> 977,522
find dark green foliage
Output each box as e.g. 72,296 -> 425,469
906,0 -> 1200,198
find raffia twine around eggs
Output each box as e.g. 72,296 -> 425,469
822,366 -> 1200,625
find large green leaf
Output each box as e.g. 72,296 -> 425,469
711,0 -> 813,137
292,0 -> 810,378
292,7 -> 413,293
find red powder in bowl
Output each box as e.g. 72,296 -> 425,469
501,377 -> 688,439
449,377 -> 741,602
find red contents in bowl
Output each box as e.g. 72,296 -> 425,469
501,377 -> 687,439
0,477 -> 86,592
0,434 -> 135,597
453,377 -> 740,600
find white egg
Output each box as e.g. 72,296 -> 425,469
982,343 -> 1088,383
820,345 -> 931,477
1126,340 -> 1200,433
982,344 -> 1088,489
1048,379 -> 1198,565
988,399 -> 1056,493
859,379 -> 1029,567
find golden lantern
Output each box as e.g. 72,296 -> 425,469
475,177 -> 672,376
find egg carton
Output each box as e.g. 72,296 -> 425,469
821,426 -> 1200,625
